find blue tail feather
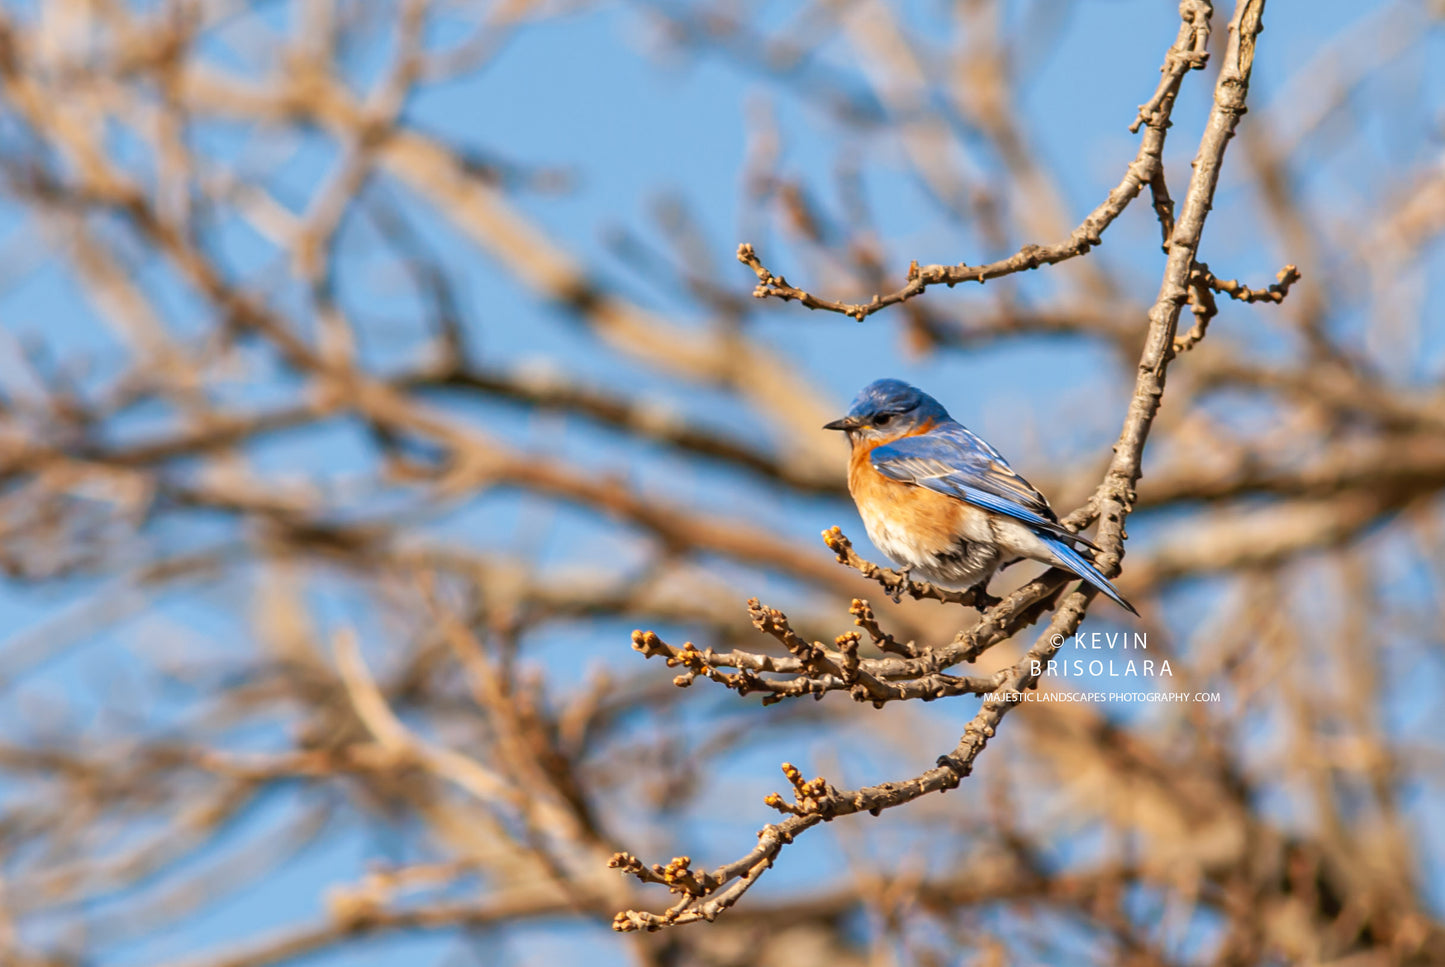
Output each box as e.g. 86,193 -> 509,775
1040,535 -> 1138,616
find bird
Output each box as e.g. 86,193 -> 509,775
824,378 -> 1137,615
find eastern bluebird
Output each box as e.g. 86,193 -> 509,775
825,379 -> 1137,615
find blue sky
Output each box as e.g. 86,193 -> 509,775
2,1 -> 1442,964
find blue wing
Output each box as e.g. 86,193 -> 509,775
870,423 -> 1098,549
871,424 -> 1136,614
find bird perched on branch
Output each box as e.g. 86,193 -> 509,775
825,379 -> 1137,615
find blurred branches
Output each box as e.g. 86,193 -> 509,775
0,0 -> 1441,966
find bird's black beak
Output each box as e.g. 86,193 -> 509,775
823,416 -> 859,431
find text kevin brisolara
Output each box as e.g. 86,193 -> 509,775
1039,631 -> 1172,677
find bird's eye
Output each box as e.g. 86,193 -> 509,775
873,413 -> 893,427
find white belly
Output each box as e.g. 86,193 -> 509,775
858,499 -> 1065,590
857,498 -> 1000,588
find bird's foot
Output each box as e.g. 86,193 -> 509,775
889,566 -> 913,603
966,578 -> 1001,610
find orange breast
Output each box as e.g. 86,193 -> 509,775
848,440 -> 973,556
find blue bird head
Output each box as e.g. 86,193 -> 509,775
823,379 -> 952,443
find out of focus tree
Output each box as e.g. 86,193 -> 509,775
0,1 -> 1442,965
